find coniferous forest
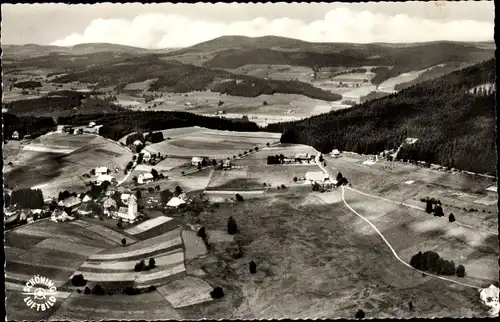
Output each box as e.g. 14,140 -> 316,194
266,59 -> 496,175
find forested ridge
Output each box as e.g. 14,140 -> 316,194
265,59 -> 496,175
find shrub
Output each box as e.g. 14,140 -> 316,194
263,101 -> 268,105
148,285 -> 156,292
456,265 -> 466,277
408,300 -> 414,311
77,289 -> 81,293
355,309 -> 365,319
434,205 -> 444,217
210,286 -> 224,299
293,176 -> 298,182
84,286 -> 91,294
235,194 -> 244,202
121,238 -> 126,245
449,213 -> 455,222
227,216 -> 238,235
425,201 -> 433,214
92,284 -> 105,295
197,226 -> 207,239
280,184 -> 286,189
134,260 -> 146,272
266,143 -> 270,147
149,258 -> 156,269
249,260 -> 257,274
124,286 -> 141,295
117,221 -> 123,228
71,274 -> 87,287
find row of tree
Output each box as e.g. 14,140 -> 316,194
8,188 -> 44,209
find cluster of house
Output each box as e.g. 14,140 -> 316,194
305,171 -> 338,186
94,166 -> 118,186
55,186 -> 142,223
191,156 -> 231,170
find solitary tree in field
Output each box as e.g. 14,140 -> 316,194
266,143 -> 270,147
456,265 -> 466,277
336,172 -> 343,181
449,213 -> 455,222
355,309 -> 365,319
227,216 -> 238,235
121,238 -> 126,246
175,186 -> 183,197
434,205 -> 444,217
425,201 -> 433,214
249,260 -> 257,274
408,301 -> 414,311
149,258 -> 156,269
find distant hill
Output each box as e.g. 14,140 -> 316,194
202,42 -> 493,85
50,56 -> 342,101
2,43 -> 177,59
266,59 -> 496,176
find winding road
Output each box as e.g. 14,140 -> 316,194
314,152 -> 494,290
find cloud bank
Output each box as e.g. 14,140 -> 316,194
50,8 -> 494,48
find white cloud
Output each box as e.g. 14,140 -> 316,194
50,7 -> 494,48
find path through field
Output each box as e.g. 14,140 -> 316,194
340,186 -> 480,290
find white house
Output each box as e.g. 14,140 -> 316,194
96,174 -> 114,185
82,194 -> 93,202
12,131 -> 19,140
51,209 -> 74,222
95,167 -> 108,176
305,171 -> 329,183
222,159 -> 231,170
330,149 -> 341,158
137,172 -> 154,184
121,193 -> 131,204
142,150 -> 152,162
191,157 -> 204,166
167,197 -> 186,208
133,140 -> 143,146
88,121 -> 96,128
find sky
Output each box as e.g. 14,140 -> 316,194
1,2 -> 495,48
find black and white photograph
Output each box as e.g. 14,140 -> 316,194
2,1 -> 498,320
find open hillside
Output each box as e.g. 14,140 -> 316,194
49,56 -> 341,101
266,59 -> 496,176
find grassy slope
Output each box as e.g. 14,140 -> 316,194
265,59 -> 496,175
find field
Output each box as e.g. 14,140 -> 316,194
3,133 -> 133,197
143,128 -> 281,159
178,191 -> 490,319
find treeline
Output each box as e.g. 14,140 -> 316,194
3,113 -> 57,140
13,80 -> 42,89
3,95 -> 125,117
8,188 -> 44,209
266,59 -> 496,175
58,110 -> 261,141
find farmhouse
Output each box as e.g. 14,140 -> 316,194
142,150 -> 152,162
295,153 -> 314,161
167,197 -> 186,208
305,171 -> 329,183
11,131 -> 19,140
81,194 -> 93,202
102,198 -> 117,216
96,174 -> 115,185
51,209 -> 74,222
58,196 -> 82,211
133,140 -> 144,146
138,172 -> 154,184
88,121 -> 96,128
95,167 -> 109,176
330,149 -> 341,158
222,159 -> 232,170
121,193 -> 131,204
191,157 -> 206,166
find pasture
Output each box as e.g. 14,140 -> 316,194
181,192 -> 487,318
4,133 -> 133,198
323,153 -> 497,231
143,128 -> 280,159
